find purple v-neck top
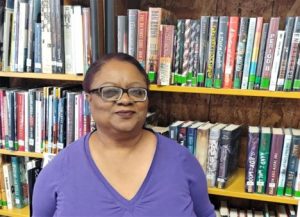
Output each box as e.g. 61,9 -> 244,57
33,132 -> 215,217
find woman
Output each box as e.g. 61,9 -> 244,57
32,53 -> 215,217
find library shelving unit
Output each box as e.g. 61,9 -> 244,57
1,72 -> 299,214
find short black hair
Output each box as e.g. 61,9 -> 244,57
82,53 -> 150,92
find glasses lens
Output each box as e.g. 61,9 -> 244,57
101,87 -> 122,101
128,88 -> 147,101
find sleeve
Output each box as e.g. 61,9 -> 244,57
183,153 -> 216,217
32,157 -> 62,217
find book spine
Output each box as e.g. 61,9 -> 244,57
28,90 -> 35,152
24,92 -> 29,152
214,16 -> 228,88
2,2 -> 14,71
33,22 -> 41,72
284,17 -> 300,91
117,15 -> 127,53
266,131 -> 284,195
26,0 -> 34,72
248,17 -> 263,89
66,92 -> 75,145
90,0 -> 99,62
186,127 -> 196,154
245,128 -> 260,193
198,16 -> 209,87
260,17 -> 280,90
276,17 -> 295,91
16,92 -> 25,152
63,5 -> 73,74
3,163 -> 14,209
82,94 -> 90,136
192,19 -> 201,86
57,97 -> 65,151
269,31 -> 285,91
233,17 -> 249,89
136,11 -> 148,68
174,19 -> 185,84
196,128 -> 210,173
181,19 -> 191,86
206,128 -> 222,187
256,129 -> 271,193
223,16 -> 239,88
241,18 -> 257,89
34,96 -> 42,153
54,0 -> 64,74
11,157 -> 24,208
205,16 -> 218,88
157,25 -> 175,85
128,9 -> 138,58
72,6 -> 84,75
254,23 -> 269,89
10,0 -> 19,72
292,53 -> 300,90
188,19 -> 197,86
277,129 -> 292,196
41,0 -> 52,73
104,0 -> 116,53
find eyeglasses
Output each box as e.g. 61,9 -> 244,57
88,86 -> 148,102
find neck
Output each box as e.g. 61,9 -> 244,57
92,128 -> 145,151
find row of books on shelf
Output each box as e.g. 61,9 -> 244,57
118,7 -> 300,91
166,120 -> 300,197
216,200 -> 296,217
0,155 -> 42,213
0,0 -> 92,74
0,86 -> 95,154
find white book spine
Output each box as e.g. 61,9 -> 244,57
3,8 -> 14,71
10,0 -> 20,71
47,95 -> 53,153
41,0 -> 52,73
3,163 -> 15,209
128,9 -> 138,57
74,94 -> 80,140
63,5 -> 74,74
17,2 -> 29,72
241,17 -> 257,89
35,100 -> 42,153
24,92 -> 29,152
72,6 -> 84,75
269,30 -> 285,91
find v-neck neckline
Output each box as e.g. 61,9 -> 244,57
84,131 -> 159,207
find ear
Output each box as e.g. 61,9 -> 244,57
85,93 -> 93,103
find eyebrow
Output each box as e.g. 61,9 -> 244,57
96,82 -> 146,87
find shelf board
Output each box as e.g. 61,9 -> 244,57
0,149 -> 43,158
0,205 -> 29,217
1,72 -> 299,99
0,71 -> 84,81
150,85 -> 300,99
208,168 -> 298,205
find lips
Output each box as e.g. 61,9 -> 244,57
115,110 -> 135,118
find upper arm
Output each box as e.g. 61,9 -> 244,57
184,154 -> 216,217
32,160 -> 61,217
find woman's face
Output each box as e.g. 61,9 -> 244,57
87,59 -> 149,134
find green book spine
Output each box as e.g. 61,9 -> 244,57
292,79 -> 300,90
283,79 -> 292,91
256,127 -> 271,194
11,157 -> 24,209
260,77 -> 270,90
233,78 -> 241,89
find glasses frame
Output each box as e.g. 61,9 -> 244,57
88,86 -> 148,102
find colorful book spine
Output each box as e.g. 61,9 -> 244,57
248,17 -> 263,89
54,0 -> 64,73
245,126 -> 260,193
266,128 -> 284,195
128,9 -> 138,58
269,31 -> 285,91
157,25 -> 175,85
254,23 -> 269,89
188,19 -> 198,86
136,11 -> 148,68
11,157 -> 24,208
256,127 -> 271,194
241,17 -> 257,89
41,0 -> 52,73
214,16 -> 228,88
260,17 -> 280,90
284,17 -> 300,91
223,16 -> 239,88
277,128 -> 292,196
192,19 -> 201,86
181,19 -> 191,86
174,19 -> 185,84
205,16 -> 218,88
292,53 -> 300,91
168,120 -> 184,141
3,163 -> 14,209
186,122 -> 203,154
233,17 -> 249,89
276,17 -> 295,91
198,16 -> 209,87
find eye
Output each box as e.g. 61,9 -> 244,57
101,87 -> 121,99
129,88 -> 146,98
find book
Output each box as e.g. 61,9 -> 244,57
291,128 -> 300,197
256,127 -> 272,193
260,17 -> 280,90
117,15 -> 128,53
245,126 -> 260,193
277,128 -> 292,196
217,124 -> 242,188
266,127 -> 284,195
168,120 -> 184,141
233,17 -> 249,89
186,122 -> 203,154
136,11 -> 148,68
127,9 -> 138,58
11,156 -> 24,208
206,123 -> 227,187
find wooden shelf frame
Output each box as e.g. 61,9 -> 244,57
0,72 -> 299,99
208,168 -> 299,205
0,149 -> 43,158
0,206 -> 29,217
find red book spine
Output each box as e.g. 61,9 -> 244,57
136,11 -> 148,68
223,16 -> 239,88
16,92 -> 25,152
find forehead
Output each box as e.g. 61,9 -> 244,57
91,59 -> 146,87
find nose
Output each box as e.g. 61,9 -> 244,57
116,92 -> 134,105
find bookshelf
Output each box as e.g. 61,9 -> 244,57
0,206 -> 29,217
0,149 -> 43,159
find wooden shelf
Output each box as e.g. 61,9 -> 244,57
0,71 -> 84,81
208,168 -> 298,205
0,206 -> 29,217
150,85 -> 300,99
0,149 -> 43,158
1,72 -> 299,99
